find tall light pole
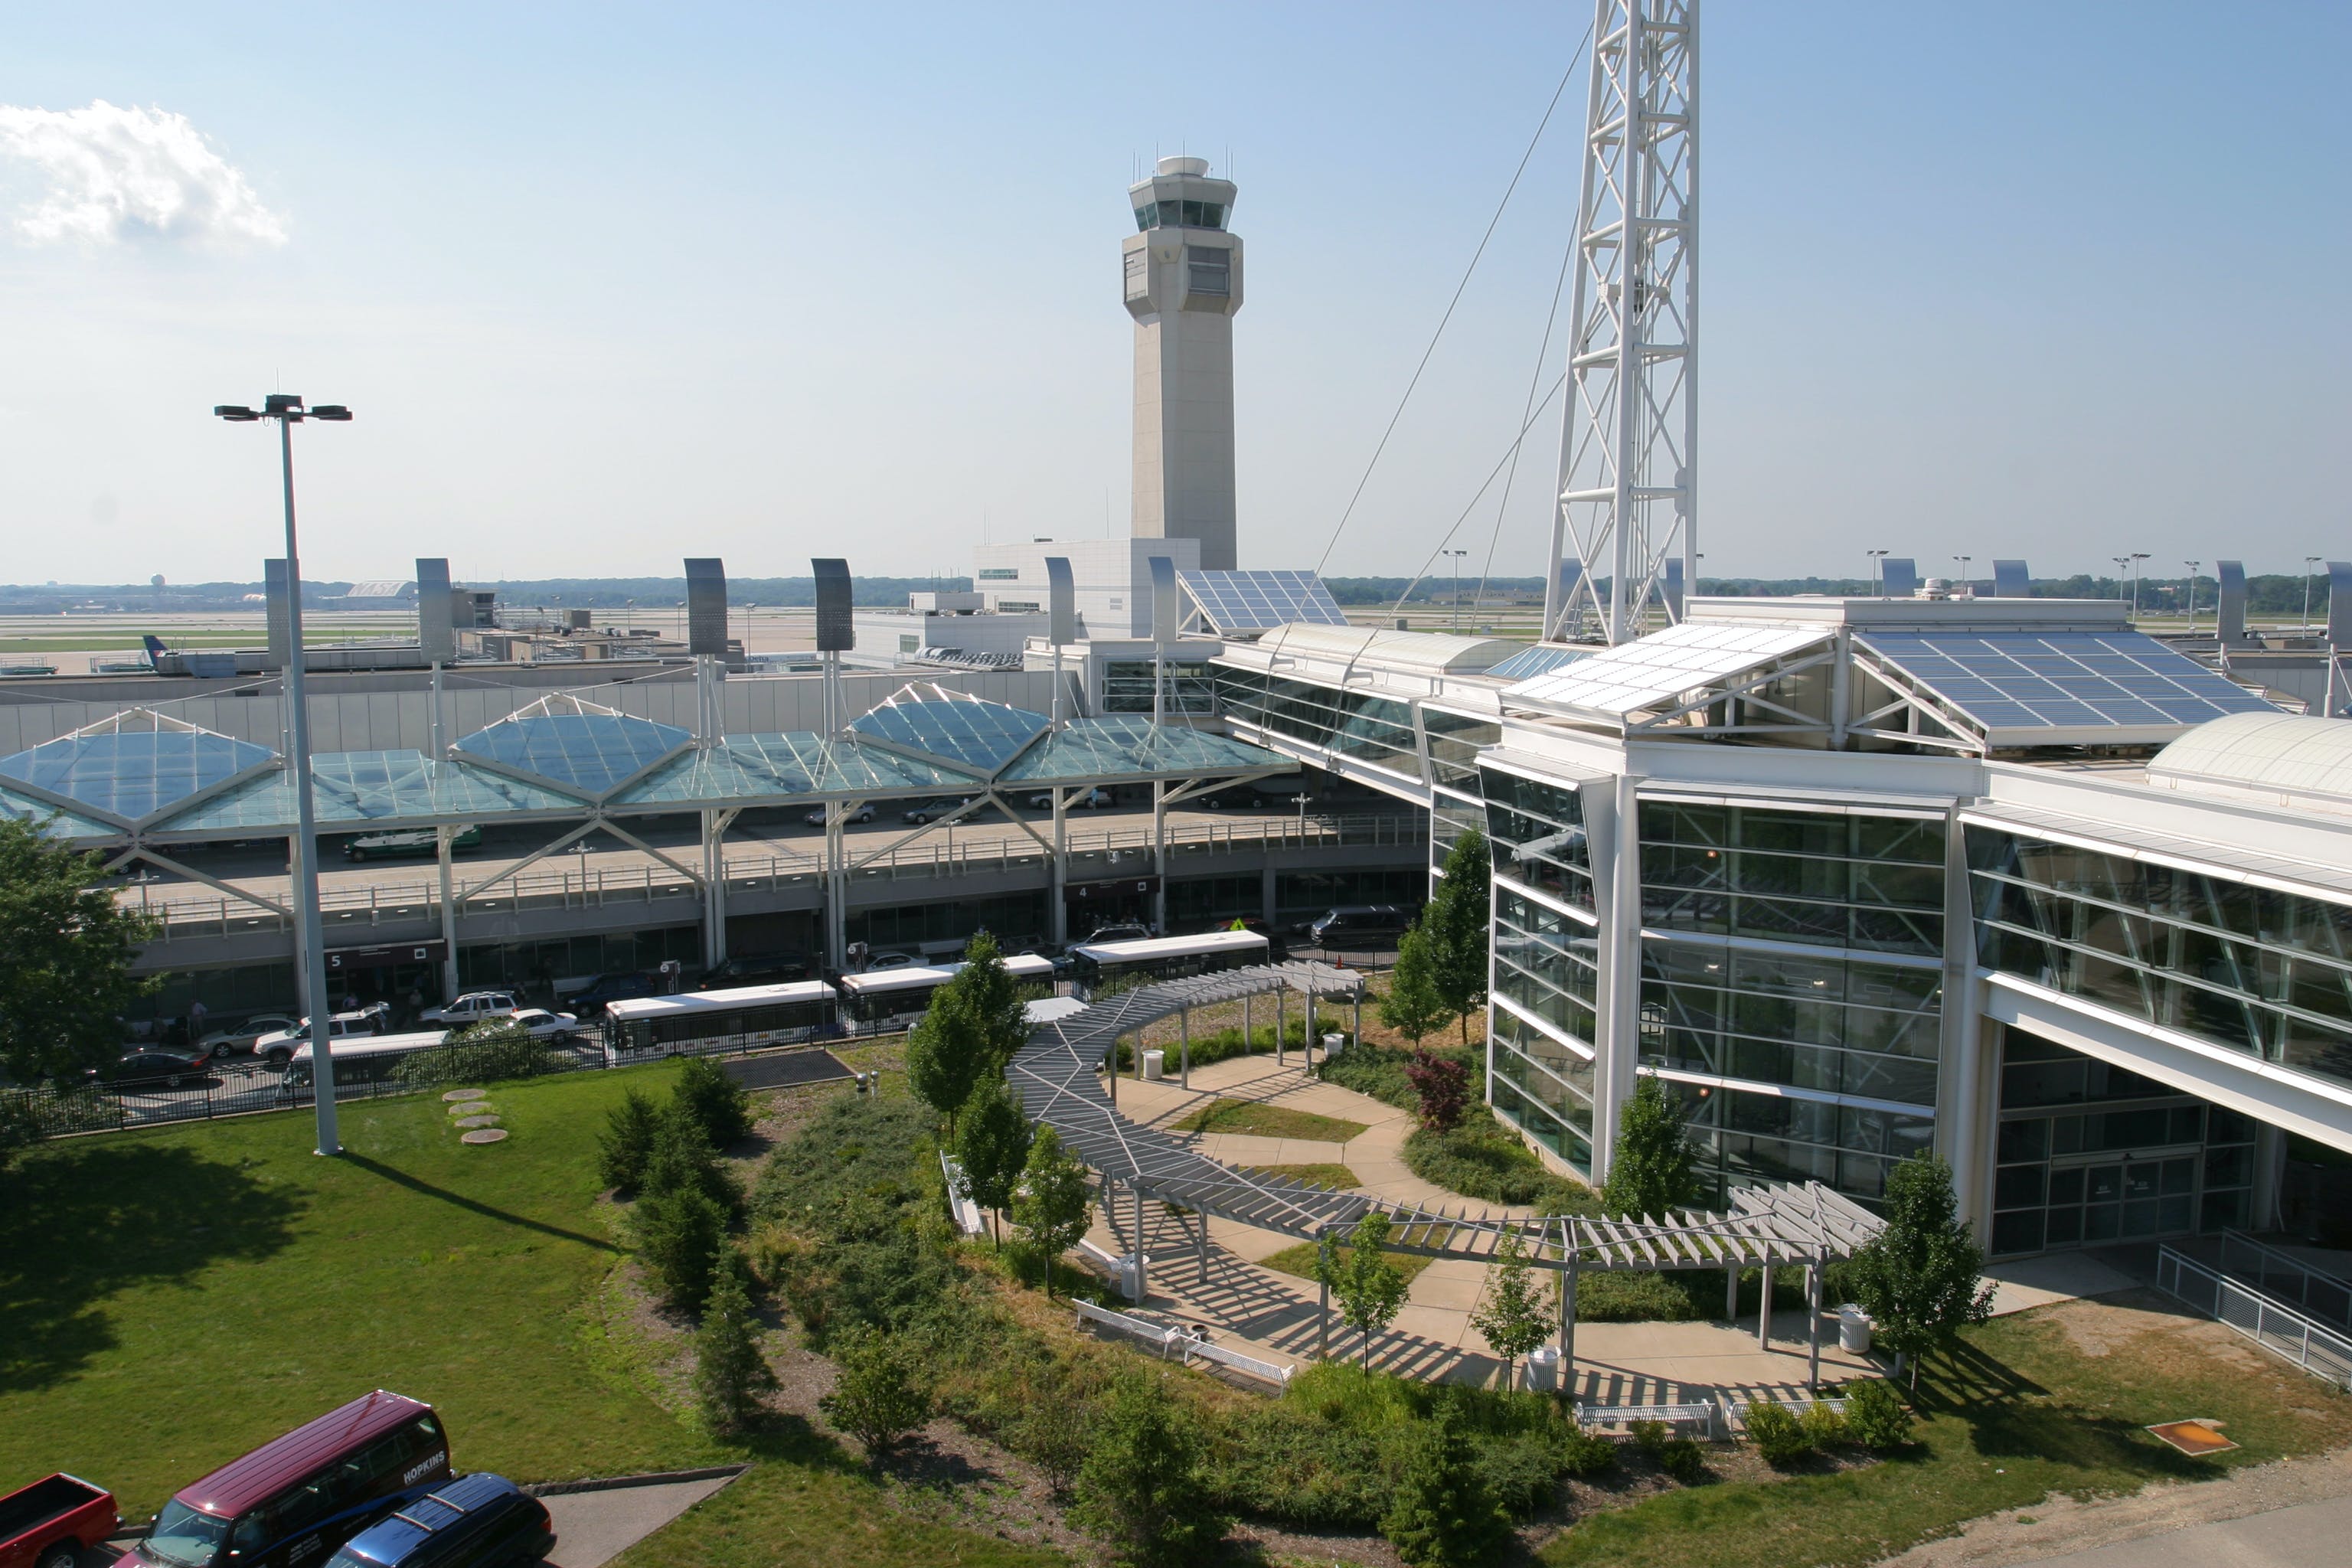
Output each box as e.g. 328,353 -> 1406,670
1443,549 -> 1468,629
1953,555 -> 1972,596
1867,549 -> 1889,596
2112,556 -> 2131,604
2183,560 -> 2202,634
2306,557 -> 2324,632
2129,553 -> 2151,625
214,394 -> 351,1157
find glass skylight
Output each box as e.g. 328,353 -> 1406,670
0,716 -> 276,825
454,703 -> 691,799
848,684 -> 1050,776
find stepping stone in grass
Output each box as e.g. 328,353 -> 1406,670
443,1088 -> 488,1102
461,1129 -> 508,1144
448,1103 -> 497,1118
455,1116 -> 501,1129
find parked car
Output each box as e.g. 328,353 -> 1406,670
1308,904 -> 1419,951
1027,787 -> 1111,811
563,972 -> 662,1016
900,797 -> 972,825
492,1009 -> 579,1044
419,991 -> 520,1028
1014,947 -> 1077,979
864,952 -> 917,972
343,825 -> 482,862
253,1005 -> 394,1068
1083,921 -> 1150,944
805,803 -> 875,826
197,1012 -> 300,1060
0,1472 -> 119,1568
321,1473 -> 553,1568
696,953 -> 812,988
100,1047 -> 212,1087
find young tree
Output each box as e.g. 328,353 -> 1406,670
634,1184 -> 729,1311
1403,1050 -> 1470,1132
1069,1373 -> 1227,1566
1847,1152 -> 1995,1387
903,931 -> 1029,1132
949,929 -> 1034,1075
671,1054 -> 754,1147
819,1322 -> 932,1460
596,1087 -> 665,1194
1468,1232 -> 1553,1390
1011,1125 -> 1093,1297
693,1256 -> 776,1435
953,1078 -> 1032,1246
1380,1407 -> 1508,1568
1602,1075 -> 1700,1220
642,1106 -> 741,1211
0,816 -> 158,1083
1425,828 -> 1493,1044
1318,1209 -> 1409,1374
1379,923 -> 1450,1047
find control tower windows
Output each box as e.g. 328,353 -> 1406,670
1132,201 -> 1227,231
1187,249 -> 1230,296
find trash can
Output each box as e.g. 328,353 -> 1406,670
1142,1049 -> 1165,1082
1322,1032 -> 1346,1057
1523,1344 -> 1560,1393
1838,1305 -> 1871,1354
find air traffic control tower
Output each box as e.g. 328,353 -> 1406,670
1124,155 -> 1243,571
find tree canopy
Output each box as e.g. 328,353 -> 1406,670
1425,828 -> 1491,1043
1318,1209 -> 1409,1373
953,1077 -> 1033,1246
0,817 -> 158,1083
1847,1152 -> 1994,1383
1602,1075 -> 1700,1220
905,929 -> 1032,1131
1378,923 -> 1449,1047
1011,1125 -> 1093,1297
1468,1232 -> 1553,1390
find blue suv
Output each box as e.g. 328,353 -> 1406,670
322,1473 -> 554,1568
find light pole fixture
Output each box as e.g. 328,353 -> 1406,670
1443,549 -> 1468,628
2183,560 -> 2202,634
2306,557 -> 2324,632
1953,555 -> 1972,596
212,394 -> 352,1157
2129,553 -> 2151,625
1867,549 -> 1889,596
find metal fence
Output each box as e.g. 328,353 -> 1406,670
2216,1230 -> 2352,1332
2156,1243 -> 2352,1390
129,812 -> 1423,942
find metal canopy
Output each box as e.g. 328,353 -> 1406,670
452,694 -> 691,801
0,709 -> 278,828
1009,964 -> 1883,1272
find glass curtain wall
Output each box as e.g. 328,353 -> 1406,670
1968,827 -> 2352,1091
1638,799 -> 1949,1207
1484,759 -> 1602,1178
1212,667 -> 1423,780
1478,764 -> 1596,913
1104,661 -> 1216,716
1989,1028 -> 2259,1255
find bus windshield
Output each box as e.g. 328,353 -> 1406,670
145,1502 -> 231,1568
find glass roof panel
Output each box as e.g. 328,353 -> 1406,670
1178,570 -> 1351,635
848,683 -> 1049,776
612,732 -> 984,805
0,783 -> 121,841
155,752 -> 585,835
1858,629 -> 2274,737
0,722 -> 276,824
453,707 -> 690,798
1482,644 -> 1589,683
998,717 -> 1290,785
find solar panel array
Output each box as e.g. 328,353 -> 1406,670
1179,570 -> 1350,634
1860,631 -> 2275,734
1501,622 -> 1832,718
1482,643 -> 1589,683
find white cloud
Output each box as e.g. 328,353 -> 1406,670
0,100 -> 286,247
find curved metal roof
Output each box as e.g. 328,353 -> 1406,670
1254,622 -> 1523,675
2149,712 -> 2352,810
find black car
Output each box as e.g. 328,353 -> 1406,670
100,1047 -> 212,1087
564,972 -> 662,1015
1308,904 -> 1419,951
697,952 -> 813,989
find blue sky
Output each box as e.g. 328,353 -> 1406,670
2,2 -> 2344,586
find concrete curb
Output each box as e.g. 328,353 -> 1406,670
522,1465 -> 749,1498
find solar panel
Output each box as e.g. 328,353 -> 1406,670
1178,570 -> 1350,635
1483,644 -> 1589,682
1502,622 -> 1833,718
1858,631 -> 2274,736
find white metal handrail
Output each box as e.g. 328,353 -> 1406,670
1073,1298 -> 1176,1353
1181,1338 -> 1293,1387
2157,1244 -> 2352,1390
2217,1230 -> 2352,1331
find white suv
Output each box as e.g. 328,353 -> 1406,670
253,1005 -> 391,1067
420,991 -> 521,1027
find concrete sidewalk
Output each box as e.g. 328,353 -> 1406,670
541,1474 -> 738,1568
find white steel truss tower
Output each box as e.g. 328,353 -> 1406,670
1543,0 -> 1698,645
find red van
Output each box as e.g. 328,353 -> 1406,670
124,1392 -> 450,1568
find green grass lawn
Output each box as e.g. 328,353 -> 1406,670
1257,1239 -> 1436,1290
1172,1098 -> 1367,1144
0,1069 -> 1072,1568
1541,1294 -> 2352,1568
1243,1162 -> 1362,1191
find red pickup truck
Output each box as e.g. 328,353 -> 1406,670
0,1474 -> 119,1568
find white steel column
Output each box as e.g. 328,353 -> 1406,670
436,825 -> 459,1000
1547,0 -> 1699,645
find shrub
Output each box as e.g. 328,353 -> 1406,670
1844,1379 -> 1913,1450
1210,1406 -> 1390,1530
1070,1374 -> 1227,1566
1802,1402 -> 1848,1450
1402,1115 -> 1597,1214
693,1258 -> 776,1434
821,1322 -> 933,1460
634,1185 -> 729,1310
394,1023 -> 557,1087
1628,1419 -> 1670,1459
1404,1050 -> 1471,1132
643,1109 -> 740,1210
1743,1400 -> 1811,1466
1013,1389 -> 1095,1498
597,1087 -> 663,1193
1474,1431 -> 1558,1520
1552,1423 -> 1619,1478
672,1054 -> 753,1147
1381,1410 -> 1509,1568
1655,1436 -> 1706,1483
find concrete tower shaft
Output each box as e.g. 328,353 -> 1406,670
1124,155 -> 1243,571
